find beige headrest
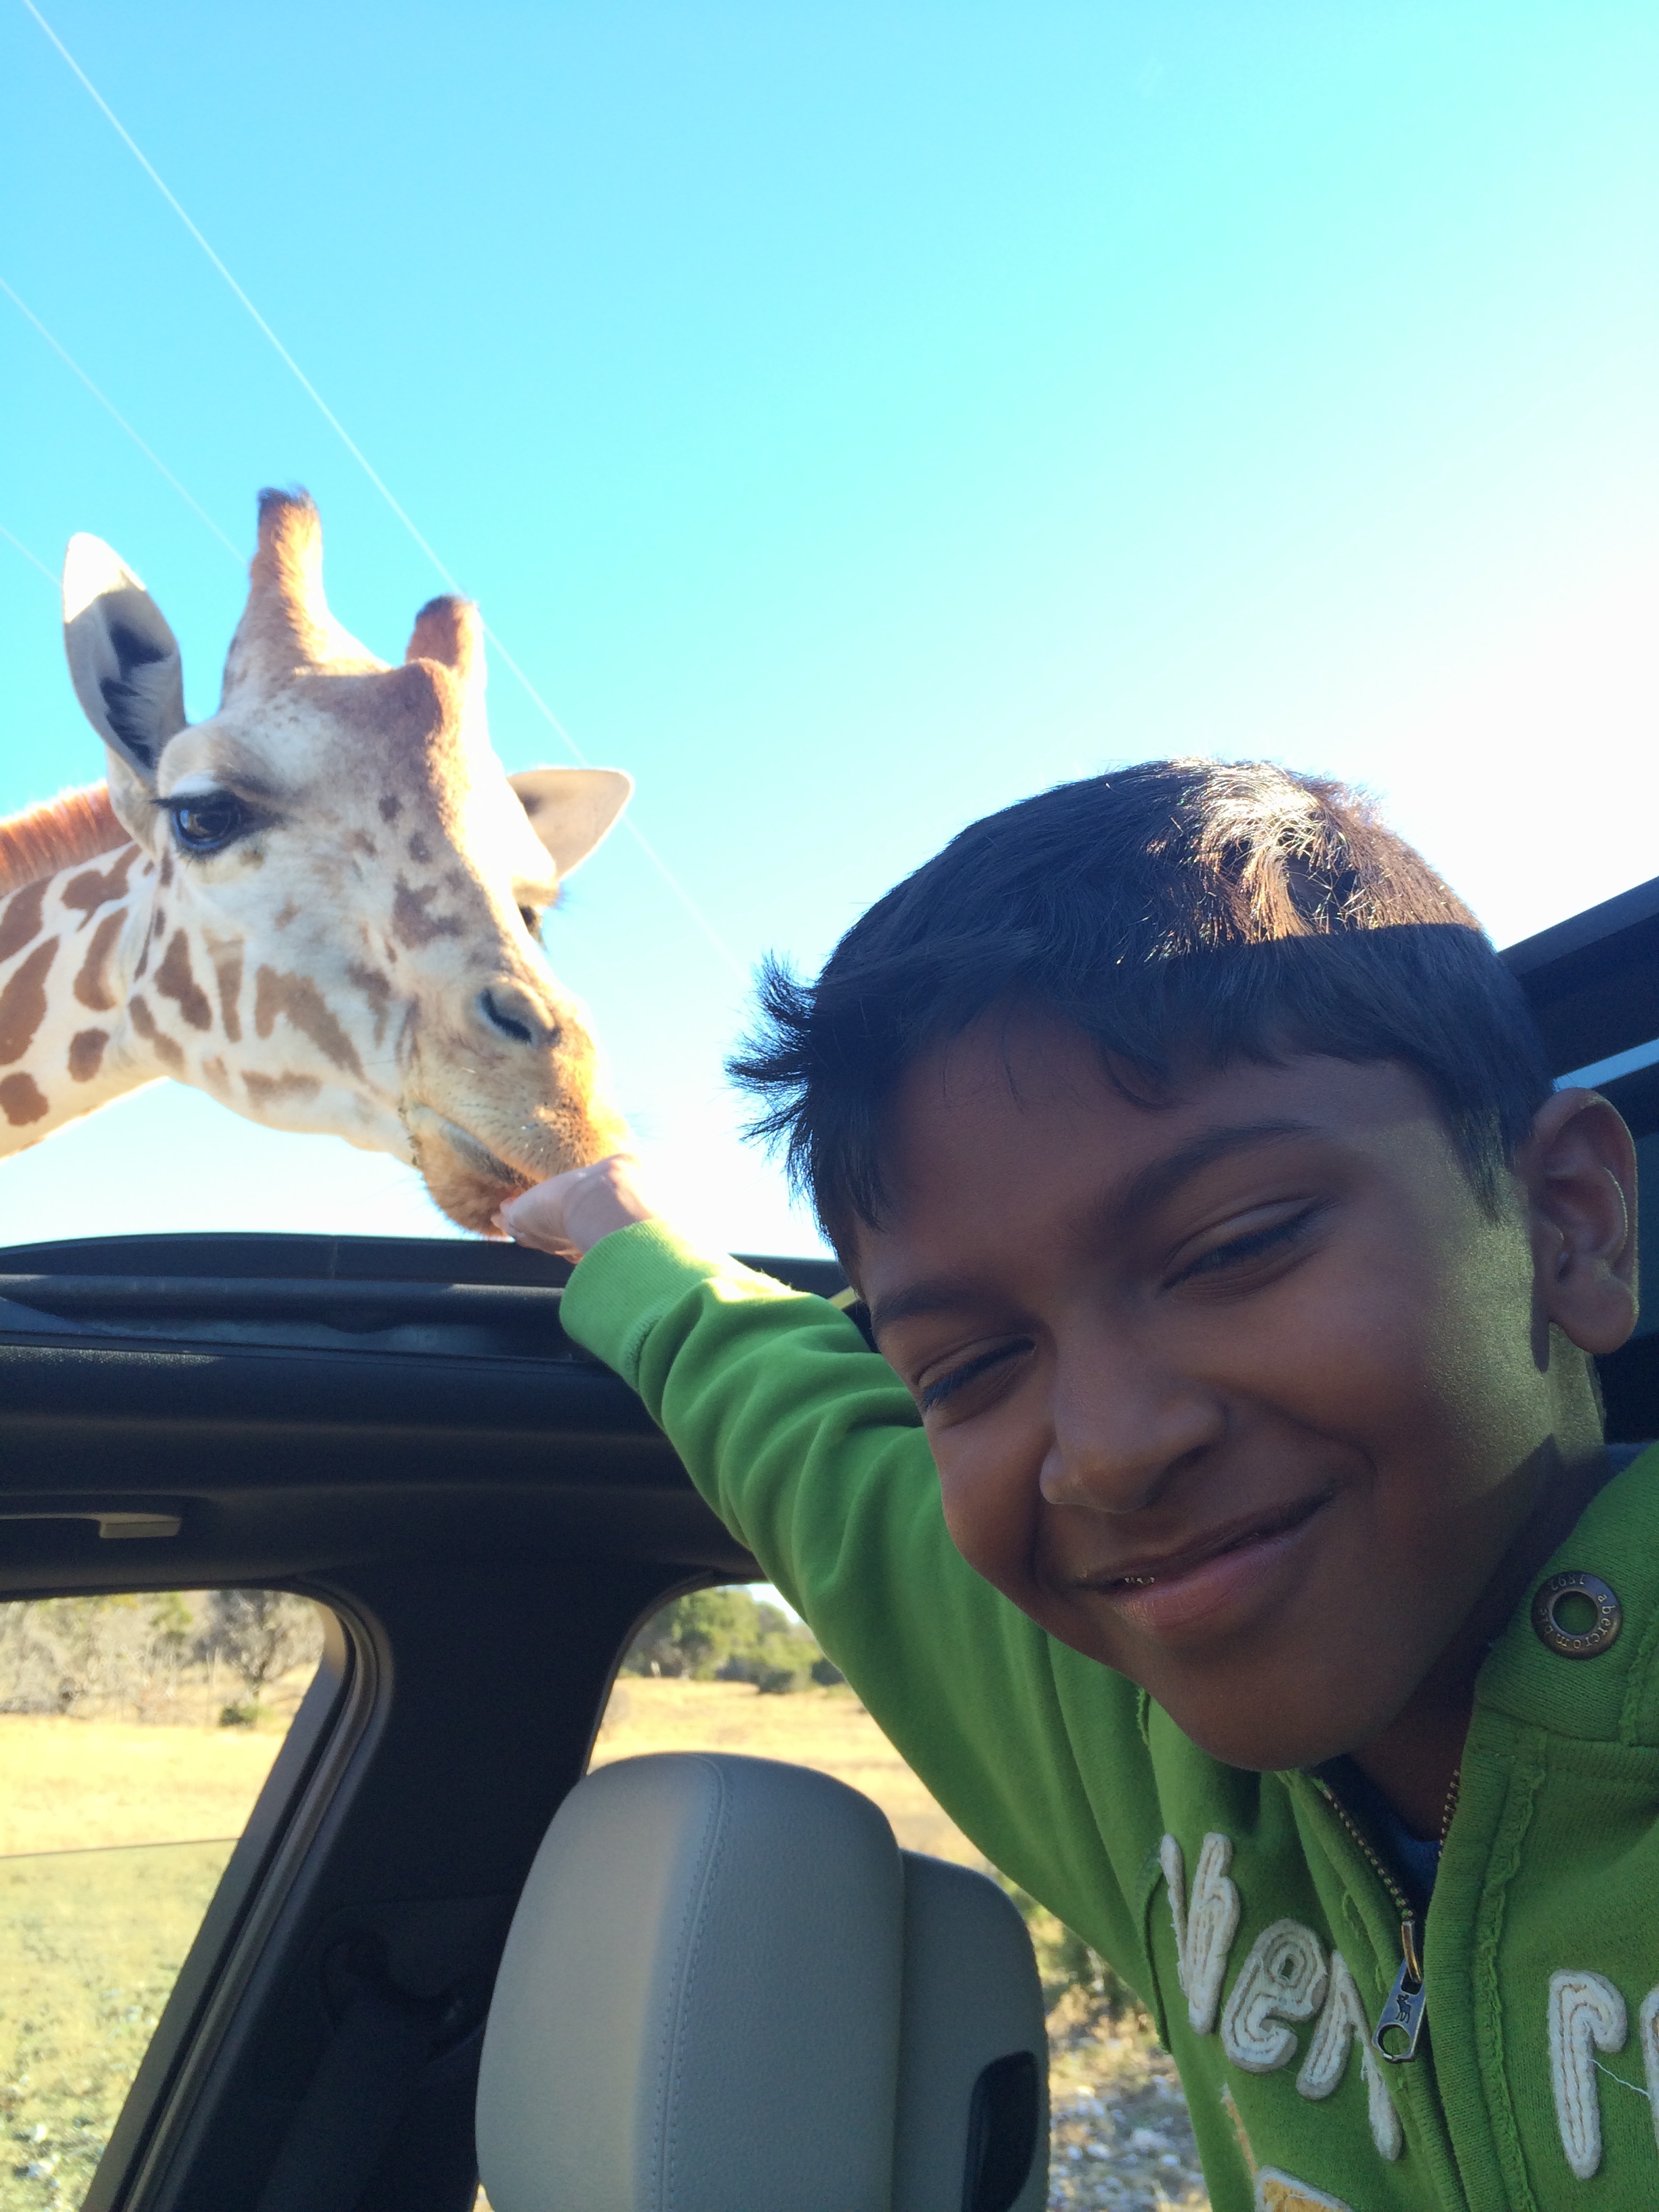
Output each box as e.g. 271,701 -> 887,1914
476,1752 -> 1047,2212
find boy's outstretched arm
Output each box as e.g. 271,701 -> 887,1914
497,1160 -> 1158,1977
499,1155 -> 951,1624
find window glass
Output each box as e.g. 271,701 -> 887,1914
0,1591 -> 326,2212
590,1588 -> 1208,2212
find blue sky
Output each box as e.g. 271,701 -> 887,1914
1,1 -> 1656,1254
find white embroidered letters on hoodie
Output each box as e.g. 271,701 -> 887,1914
1637,1986 -> 1659,2158
1549,1970 -> 1627,2179
1221,1919 -> 1328,2074
1296,1949 -> 1404,2160
1162,1831 -> 1242,2035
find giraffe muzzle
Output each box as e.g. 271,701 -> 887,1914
405,1103 -> 528,1190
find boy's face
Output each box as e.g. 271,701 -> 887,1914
857,1019 -> 1632,1773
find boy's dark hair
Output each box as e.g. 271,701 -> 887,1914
729,758 -> 1555,1248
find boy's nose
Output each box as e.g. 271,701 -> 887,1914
1039,1364 -> 1226,1515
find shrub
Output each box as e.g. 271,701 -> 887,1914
0,1593 -> 211,1719
623,1586 -> 830,1692
203,1591 -> 323,1710
996,1877 -> 1140,2024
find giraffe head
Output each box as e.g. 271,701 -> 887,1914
60,488 -> 632,1231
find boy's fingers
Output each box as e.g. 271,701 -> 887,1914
497,1154 -> 659,1258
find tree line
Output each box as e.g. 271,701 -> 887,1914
623,1586 -> 843,1694
1,1582 -> 837,1722
0,1590 -> 324,1724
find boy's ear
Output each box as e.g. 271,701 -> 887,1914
1520,1088 -> 1639,1358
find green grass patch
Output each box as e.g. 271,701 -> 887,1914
0,1841 -> 233,2211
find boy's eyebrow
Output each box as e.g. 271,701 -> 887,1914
1111,1118 -> 1317,1226
866,1119 -> 1318,1340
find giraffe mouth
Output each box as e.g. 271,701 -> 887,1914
405,1105 -> 531,1191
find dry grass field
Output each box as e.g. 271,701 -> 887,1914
1,1676 -> 1206,2212
0,1714 -> 289,1858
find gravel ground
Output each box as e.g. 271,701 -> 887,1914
1046,1996 -> 1211,2212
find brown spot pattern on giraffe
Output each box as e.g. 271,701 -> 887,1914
243,1070 -> 322,1108
253,966 -> 364,1079
379,794 -> 401,823
348,964 -> 392,1006
0,881 -> 48,965
75,912 -> 125,1012
61,845 -> 138,925
0,1073 -> 49,1126
129,994 -> 184,1071
407,832 -> 432,864
154,931 -> 213,1031
347,964 -> 392,1046
274,899 -> 300,930
0,939 -> 59,1063
68,1029 -> 108,1083
392,882 -> 464,949
201,1054 -> 230,1092
213,947 -> 245,1042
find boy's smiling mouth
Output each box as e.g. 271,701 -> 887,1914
1073,1488 -> 1336,1640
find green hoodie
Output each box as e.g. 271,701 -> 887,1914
562,1222 -> 1659,2212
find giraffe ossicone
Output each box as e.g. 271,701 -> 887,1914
0,488 -> 634,1232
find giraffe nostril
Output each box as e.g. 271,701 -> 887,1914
479,987 -> 535,1045
478,985 -> 559,1050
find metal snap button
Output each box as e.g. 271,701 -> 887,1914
1532,1571 -> 1622,1658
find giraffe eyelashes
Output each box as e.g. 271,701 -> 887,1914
165,792 -> 258,855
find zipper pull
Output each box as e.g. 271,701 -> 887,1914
1374,1916 -> 1426,2063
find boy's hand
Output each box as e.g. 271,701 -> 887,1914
495,1154 -> 659,1259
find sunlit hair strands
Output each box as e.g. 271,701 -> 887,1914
729,759 -> 1555,1246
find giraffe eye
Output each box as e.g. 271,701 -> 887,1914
169,792 -> 251,853
518,905 -> 546,942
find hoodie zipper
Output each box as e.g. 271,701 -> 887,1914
1310,1776 -> 1429,2063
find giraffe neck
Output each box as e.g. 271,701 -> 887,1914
0,836 -> 171,1154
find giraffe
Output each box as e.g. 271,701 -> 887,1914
0,488 -> 634,1232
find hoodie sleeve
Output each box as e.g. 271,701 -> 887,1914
558,1220 -> 1162,1973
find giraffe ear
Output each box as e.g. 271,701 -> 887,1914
509,767 -> 633,877
62,535 -> 187,787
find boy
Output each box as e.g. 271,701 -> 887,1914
502,760 -> 1649,2212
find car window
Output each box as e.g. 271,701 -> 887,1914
588,1588 -> 1208,2211
0,1591 -> 326,2212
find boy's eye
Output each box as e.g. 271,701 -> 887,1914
1169,1204 -> 1319,1288
919,1340 -> 1031,1414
